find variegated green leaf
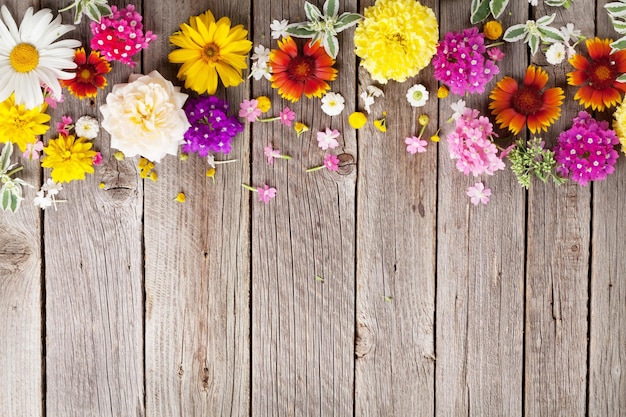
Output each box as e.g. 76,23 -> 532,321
539,26 -> 565,43
335,13 -> 362,32
323,0 -> 339,17
610,16 -> 626,33
0,142 -> 12,173
322,32 -> 339,59
471,0 -> 483,14
606,2 -> 626,16
1,184 -> 11,212
610,35 -> 626,51
490,0 -> 509,19
503,24 -> 527,42
528,34 -> 540,55
73,2 -> 84,24
470,0 -> 490,24
285,24 -> 317,38
616,73 -> 626,83
304,1 -> 322,23
536,13 -> 556,26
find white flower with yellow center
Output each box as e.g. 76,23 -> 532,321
321,92 -> 345,116
0,6 -> 81,109
100,70 -> 190,163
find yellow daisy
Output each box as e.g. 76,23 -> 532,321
168,10 -> 252,94
0,94 -> 50,152
41,134 -> 96,183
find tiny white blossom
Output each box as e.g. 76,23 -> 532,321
321,92 -> 345,116
366,85 -> 384,98
41,179 -> 63,197
75,116 -> 100,139
360,85 -> 384,113
251,45 -> 270,64
33,190 -> 52,210
249,61 -> 271,80
546,42 -> 566,65
450,99 -> 466,120
406,84 -> 429,107
560,23 -> 581,44
270,19 -> 289,39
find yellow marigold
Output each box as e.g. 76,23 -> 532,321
349,112 -> 367,129
0,94 -> 50,152
354,0 -> 438,83
41,135 -> 96,183
483,21 -> 503,41
437,86 -> 449,99
256,96 -> 271,112
612,101 -> 626,154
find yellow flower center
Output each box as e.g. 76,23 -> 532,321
10,43 -> 39,73
594,65 -> 611,81
202,43 -> 220,63
79,68 -> 93,81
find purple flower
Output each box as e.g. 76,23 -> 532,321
554,111 -> 619,186
432,27 -> 500,96
182,96 -> 244,157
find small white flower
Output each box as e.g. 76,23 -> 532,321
360,92 -> 375,113
251,45 -> 270,64
270,19 -> 289,39
41,179 -> 63,197
560,23 -> 581,44
450,99 -> 466,120
321,92 -> 345,116
546,42 -> 566,65
249,61 -> 271,81
366,85 -> 384,98
406,84 -> 429,107
207,154 -> 216,169
33,190 -> 52,210
75,116 -> 100,139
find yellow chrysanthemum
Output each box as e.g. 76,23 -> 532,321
613,101 -> 626,154
41,134 -> 96,183
354,0 -> 438,83
0,94 -> 50,152
483,21 -> 503,41
168,9 -> 252,94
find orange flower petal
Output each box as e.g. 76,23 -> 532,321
587,37 -> 611,61
524,65 -> 547,90
567,69 -> 588,86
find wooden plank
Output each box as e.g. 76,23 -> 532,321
353,0 -> 438,415
588,1 -> 626,415
524,2 -> 593,416
435,2 -> 526,416
0,6 -> 43,416
43,1 -> 144,415
250,1 -> 357,415
143,1 -> 251,416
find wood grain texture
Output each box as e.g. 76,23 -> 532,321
142,1 -> 251,417
353,1 -> 437,416
524,3 -> 593,417
588,2 -> 626,415
0,6 -> 43,415
43,1 -> 144,416
435,2 -> 526,416
251,1 -> 357,416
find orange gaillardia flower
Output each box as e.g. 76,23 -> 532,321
567,37 -> 626,111
489,65 -> 564,135
61,48 -> 111,99
269,37 -> 337,102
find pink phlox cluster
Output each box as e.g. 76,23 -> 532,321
446,107 -> 505,176
554,111 -> 619,186
90,4 -> 157,67
433,27 -> 500,95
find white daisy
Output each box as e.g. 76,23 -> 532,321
0,6 -> 81,109
546,42 -> 566,65
406,84 -> 429,107
75,115 -> 99,139
321,92 -> 345,116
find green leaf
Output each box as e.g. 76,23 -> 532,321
470,0 -> 490,24
606,2 -> 626,16
0,142 -> 13,174
73,2 -> 84,24
1,185 -> 10,212
334,13 -> 362,32
490,0 -> 509,19
610,16 -> 626,33
539,26 -> 565,43
528,34 -> 540,55
322,32 -> 339,59
471,0 -> 483,14
323,0 -> 339,17
503,24 -> 527,42
610,35 -> 626,51
284,24 -> 317,38
9,191 -> 21,213
304,1 -> 322,22
536,13 -> 556,26
616,73 -> 626,83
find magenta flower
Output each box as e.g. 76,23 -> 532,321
279,107 -> 296,126
487,47 -> 505,62
92,152 -> 103,166
466,182 -> 491,205
264,144 -> 291,165
239,99 -> 262,122
23,140 -> 44,160
324,154 -> 340,171
57,116 -> 73,136
257,184 -> 277,204
405,136 -> 428,154
316,128 -> 340,150
554,111 -> 619,186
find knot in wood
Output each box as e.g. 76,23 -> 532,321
336,153 -> 355,176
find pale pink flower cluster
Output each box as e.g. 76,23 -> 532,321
446,107 -> 505,176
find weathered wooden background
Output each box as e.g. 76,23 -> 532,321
1,0 -> 625,415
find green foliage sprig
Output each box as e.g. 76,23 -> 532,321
507,137 -> 565,189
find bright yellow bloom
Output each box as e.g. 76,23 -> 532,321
256,96 -> 271,112
175,192 -> 186,203
612,101 -> 626,154
349,112 -> 367,129
483,21 -> 503,41
0,94 -> 50,152
41,135 -> 96,183
419,115 -> 430,126
430,135 -> 440,142
354,0 -> 438,83
206,167 -> 216,178
169,9 -> 252,94
294,122 -> 309,137
437,86 -> 449,99
374,112 -> 387,132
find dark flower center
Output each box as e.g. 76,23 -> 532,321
512,87 -> 543,115
287,56 -> 315,81
202,43 -> 220,63
587,59 -> 617,90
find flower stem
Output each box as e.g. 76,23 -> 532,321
259,117 -> 280,123
5,166 -> 24,178
241,183 -> 258,192
214,159 -> 238,165
306,165 -> 324,173
486,41 -> 504,48
58,0 -> 80,12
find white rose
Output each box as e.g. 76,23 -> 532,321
100,70 -> 190,162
